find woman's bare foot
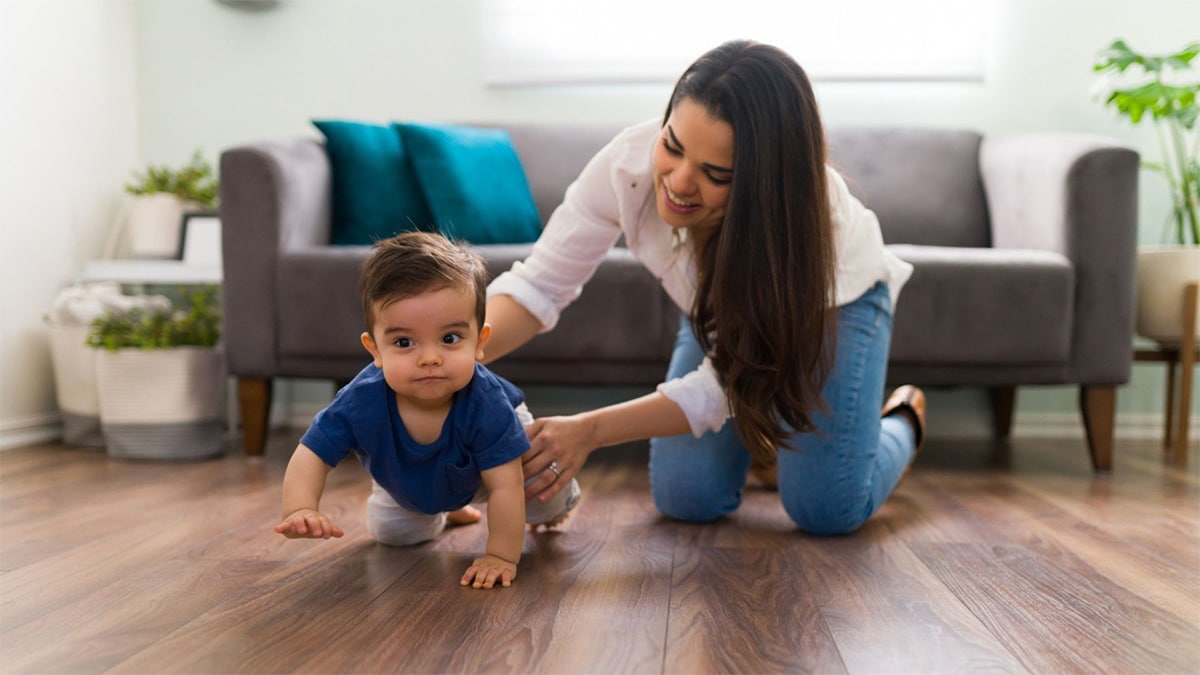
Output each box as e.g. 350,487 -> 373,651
447,505 -> 483,527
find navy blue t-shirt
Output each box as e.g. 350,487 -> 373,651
300,362 -> 529,514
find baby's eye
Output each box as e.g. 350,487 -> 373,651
394,337 -> 413,348
442,333 -> 463,345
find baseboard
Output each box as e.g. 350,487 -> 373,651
283,403 -> 324,430
0,414 -> 64,451
931,410 -> 1199,441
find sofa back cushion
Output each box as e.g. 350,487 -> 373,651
313,119 -> 435,244
499,123 -> 628,225
827,128 -> 989,248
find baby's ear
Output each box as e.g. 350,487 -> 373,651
361,332 -> 382,367
476,323 -> 492,359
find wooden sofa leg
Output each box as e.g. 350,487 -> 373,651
238,377 -> 273,457
991,386 -> 1016,440
1079,385 -> 1115,472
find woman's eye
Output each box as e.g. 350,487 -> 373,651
442,333 -> 463,345
395,337 -> 412,348
707,173 -> 732,186
661,137 -> 682,156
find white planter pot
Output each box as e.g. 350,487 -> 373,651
1135,246 -> 1200,345
96,347 -> 226,460
46,324 -> 105,447
126,194 -> 201,259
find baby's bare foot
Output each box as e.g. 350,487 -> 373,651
447,505 -> 483,527
530,512 -> 569,531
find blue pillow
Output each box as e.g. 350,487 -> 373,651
312,119 -> 435,245
393,123 -> 541,245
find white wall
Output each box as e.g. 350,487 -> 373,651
0,0 -> 139,448
1,0 -> 1196,448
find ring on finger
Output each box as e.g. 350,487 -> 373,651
548,461 -> 561,476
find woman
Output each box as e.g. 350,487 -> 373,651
484,40 -> 925,535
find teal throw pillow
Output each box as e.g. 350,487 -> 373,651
313,119 -> 435,245
393,123 -> 541,245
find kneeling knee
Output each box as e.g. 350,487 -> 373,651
651,478 -> 737,523
782,496 -> 871,536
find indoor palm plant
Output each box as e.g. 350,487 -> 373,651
107,151 -> 219,259
87,287 -> 226,460
1094,38 -> 1199,344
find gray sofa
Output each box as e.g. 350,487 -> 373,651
219,123 -> 1138,471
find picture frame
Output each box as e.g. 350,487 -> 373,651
177,211 -> 222,266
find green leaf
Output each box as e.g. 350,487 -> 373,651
1165,42 -> 1200,69
124,150 -> 219,208
1094,38 -> 1200,246
85,286 -> 222,350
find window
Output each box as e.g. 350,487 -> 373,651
483,0 -> 990,86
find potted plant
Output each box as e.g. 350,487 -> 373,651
1094,38 -> 1199,345
87,287 -> 226,460
118,151 -> 219,259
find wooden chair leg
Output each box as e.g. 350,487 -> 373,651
1079,385 -> 1115,472
990,386 -> 1016,440
237,377 -> 273,457
1170,282 -> 1197,465
1164,354 -> 1177,452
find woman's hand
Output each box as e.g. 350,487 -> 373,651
521,414 -> 598,504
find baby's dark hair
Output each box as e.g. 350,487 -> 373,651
359,232 -> 488,334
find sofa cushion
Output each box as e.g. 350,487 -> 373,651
828,128 -> 990,248
888,244 -> 1075,365
394,123 -> 542,245
312,119 -> 434,245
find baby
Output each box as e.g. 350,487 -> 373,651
275,231 -> 579,589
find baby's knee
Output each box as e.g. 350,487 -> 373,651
526,478 -> 581,525
365,501 -> 446,546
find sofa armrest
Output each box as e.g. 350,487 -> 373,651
980,134 -> 1139,383
219,138 -> 331,376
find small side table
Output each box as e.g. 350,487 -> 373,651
1133,281 -> 1198,464
80,259 -> 222,286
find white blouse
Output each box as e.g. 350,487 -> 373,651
488,118 -> 913,437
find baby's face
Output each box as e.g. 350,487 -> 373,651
362,286 -> 487,406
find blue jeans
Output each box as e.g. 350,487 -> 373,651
649,281 -> 915,535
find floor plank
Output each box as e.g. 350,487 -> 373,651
912,541 -> 1199,673
664,546 -> 846,674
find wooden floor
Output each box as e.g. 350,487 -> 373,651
1,430 -> 1197,674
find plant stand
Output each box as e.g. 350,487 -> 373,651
1134,281 -> 1198,464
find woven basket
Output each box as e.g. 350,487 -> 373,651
47,324 -> 105,447
95,347 -> 226,460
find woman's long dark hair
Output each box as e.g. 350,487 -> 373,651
666,40 -> 837,464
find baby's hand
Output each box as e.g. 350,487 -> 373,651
460,554 -> 517,589
275,509 -> 345,539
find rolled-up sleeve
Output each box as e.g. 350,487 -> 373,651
656,357 -> 731,437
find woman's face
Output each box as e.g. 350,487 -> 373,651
652,97 -> 734,233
